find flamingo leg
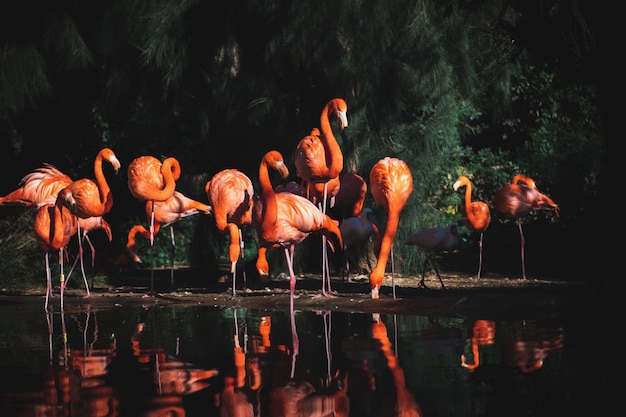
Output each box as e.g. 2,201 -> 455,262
145,201 -> 156,297
45,253 -> 52,311
517,220 -> 527,279
391,244 -> 396,299
67,226 -> 91,298
477,232 -> 484,279
240,229 -> 247,290
170,225 -> 175,288
283,245 -> 299,379
59,248 -> 65,312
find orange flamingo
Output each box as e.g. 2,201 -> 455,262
126,191 -> 211,287
492,174 -> 559,279
127,155 -> 182,295
205,169 -> 255,297
453,175 -> 491,278
368,157 -> 413,299
66,216 -> 113,288
252,150 -> 343,361
0,154 -> 116,297
33,192 -> 78,311
295,98 -> 348,296
0,164 -> 72,207
58,148 -> 121,219
405,224 -> 464,288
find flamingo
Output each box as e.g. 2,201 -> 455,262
405,224 -> 464,288
1,151 -> 118,297
66,216 -> 113,288
205,168 -> 254,297
0,164 -> 72,208
126,191 -> 211,287
57,148 -> 121,219
295,98 -> 348,297
33,191 -> 78,311
453,175 -> 491,278
127,155 -> 181,295
368,157 -> 413,299
339,207 -> 381,282
492,174 -> 559,279
252,150 -> 343,365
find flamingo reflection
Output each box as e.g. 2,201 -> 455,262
371,315 -> 423,417
501,323 -> 564,373
130,318 -> 218,416
461,319 -> 496,371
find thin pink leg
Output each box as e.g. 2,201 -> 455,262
518,220 -> 526,280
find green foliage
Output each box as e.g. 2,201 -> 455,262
0,0 -> 608,284
0,210 -> 43,288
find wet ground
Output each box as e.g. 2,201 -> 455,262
1,267 -> 593,319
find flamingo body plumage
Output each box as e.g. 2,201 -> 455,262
205,168 -> 254,296
59,148 -> 121,218
492,175 -> 559,279
127,156 -> 181,202
33,194 -> 78,311
126,191 -> 211,263
368,157 -> 413,299
252,151 -> 343,355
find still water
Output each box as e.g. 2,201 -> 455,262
0,292 -> 614,417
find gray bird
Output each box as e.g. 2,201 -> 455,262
339,208 -> 380,282
405,224 -> 464,288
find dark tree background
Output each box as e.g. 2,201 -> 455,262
0,0 -> 619,291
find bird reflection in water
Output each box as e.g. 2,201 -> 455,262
371,314 -> 423,417
461,319 -> 564,373
2,309 -> 120,416
130,317 -> 219,416
268,310 -> 350,417
461,319 -> 496,371
216,307 -> 264,416
501,322 -> 564,373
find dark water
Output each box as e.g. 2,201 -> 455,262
0,292 -> 616,417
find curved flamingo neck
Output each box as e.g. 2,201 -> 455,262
319,99 -> 346,179
94,152 -> 113,214
258,157 -> 277,229
462,179 -> 473,215
152,157 -> 180,201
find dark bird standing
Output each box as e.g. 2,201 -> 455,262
405,224 -> 463,288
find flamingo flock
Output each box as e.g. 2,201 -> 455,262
0,98 -> 561,312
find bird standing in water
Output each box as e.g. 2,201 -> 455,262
205,169 -> 254,297
453,175 -> 491,278
253,150 -> 343,359
295,98 -> 348,297
492,175 -> 559,279
405,224 -> 464,288
33,191 -> 78,311
127,155 -> 181,295
126,191 -> 211,287
368,157 -> 413,299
